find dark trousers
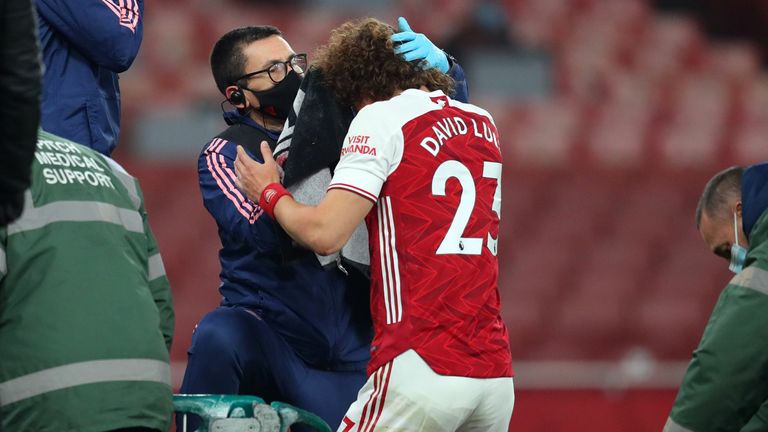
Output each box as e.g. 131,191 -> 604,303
178,306 -> 367,432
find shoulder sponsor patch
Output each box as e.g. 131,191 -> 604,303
341,135 -> 377,157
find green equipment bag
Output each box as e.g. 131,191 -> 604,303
174,394 -> 332,432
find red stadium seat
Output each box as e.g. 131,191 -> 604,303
631,293 -> 709,360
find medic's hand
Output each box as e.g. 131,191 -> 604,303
391,17 -> 449,73
234,142 -> 280,203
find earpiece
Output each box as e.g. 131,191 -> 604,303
229,87 -> 246,106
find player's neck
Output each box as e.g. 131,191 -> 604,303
355,86 -> 423,111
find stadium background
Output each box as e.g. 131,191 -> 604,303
110,0 -> 768,430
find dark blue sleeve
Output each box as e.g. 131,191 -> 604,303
447,60 -> 469,103
35,0 -> 143,72
198,139 -> 280,253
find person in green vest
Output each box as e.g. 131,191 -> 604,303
664,163 -> 768,432
0,130 -> 174,431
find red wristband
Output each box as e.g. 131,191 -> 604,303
259,182 -> 291,219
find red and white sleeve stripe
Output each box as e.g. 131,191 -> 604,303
328,183 -> 378,203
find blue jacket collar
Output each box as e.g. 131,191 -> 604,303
742,162 -> 768,239
223,109 -> 281,141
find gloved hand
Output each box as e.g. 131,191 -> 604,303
391,17 -> 450,73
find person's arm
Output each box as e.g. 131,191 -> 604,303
36,0 -> 143,72
235,106 -> 398,255
274,190 -> 372,255
235,145 -> 372,255
664,266 -> 768,432
199,140 -> 282,252
135,181 -> 174,351
0,0 -> 42,226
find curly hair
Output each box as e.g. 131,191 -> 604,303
312,18 -> 455,107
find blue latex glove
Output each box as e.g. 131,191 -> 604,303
391,17 -> 449,73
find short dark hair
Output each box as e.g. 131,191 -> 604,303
696,166 -> 745,228
210,25 -> 282,94
312,18 -> 455,107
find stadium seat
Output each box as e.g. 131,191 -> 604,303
510,99 -> 581,167
552,291 -> 629,358
632,292 -> 709,359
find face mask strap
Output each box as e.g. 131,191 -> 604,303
729,210 -> 748,274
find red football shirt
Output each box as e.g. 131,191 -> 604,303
328,89 -> 512,378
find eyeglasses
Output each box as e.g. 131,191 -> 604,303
236,53 -> 308,85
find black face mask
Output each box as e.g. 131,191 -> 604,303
244,70 -> 301,121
